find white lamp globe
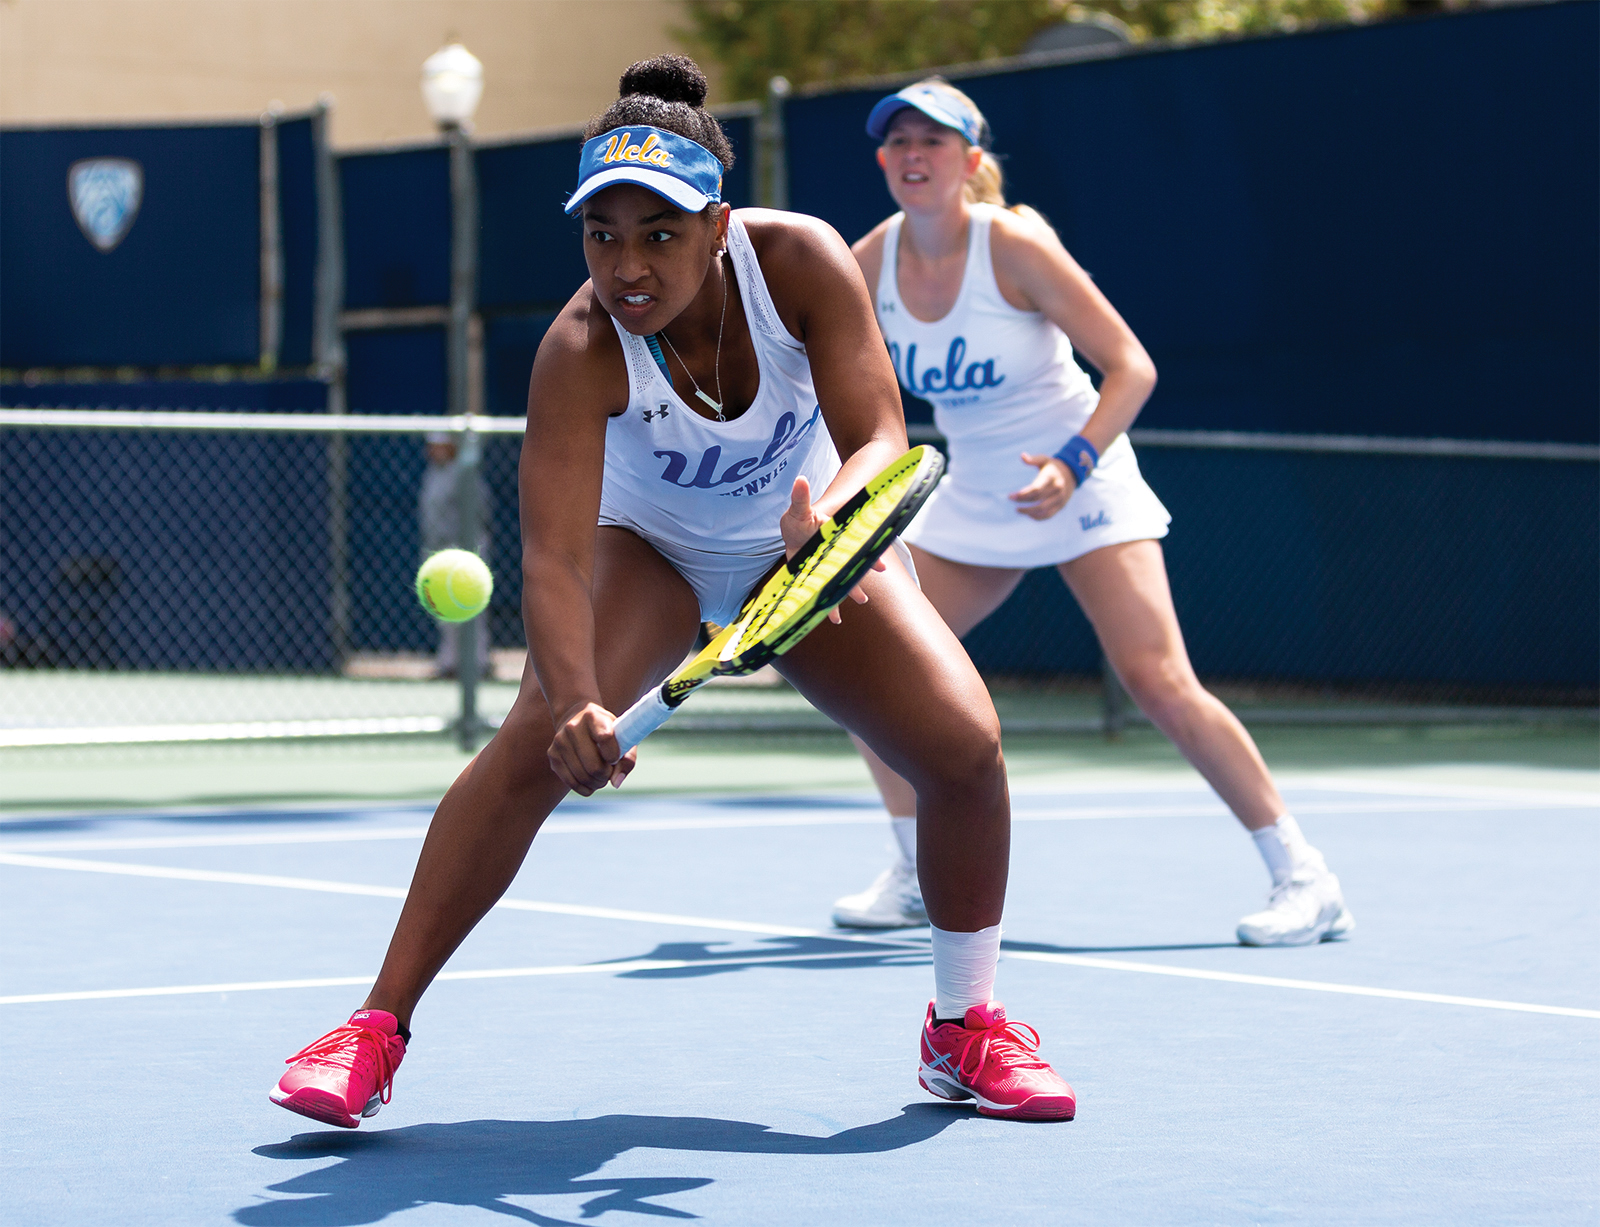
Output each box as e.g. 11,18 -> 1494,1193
422,43 -> 484,127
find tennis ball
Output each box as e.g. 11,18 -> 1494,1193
416,549 -> 493,623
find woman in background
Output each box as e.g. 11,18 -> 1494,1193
833,79 -> 1353,949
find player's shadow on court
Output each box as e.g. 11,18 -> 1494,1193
591,935 -> 1238,980
601,934 -> 929,979
1002,938 -> 1240,955
239,1106 -> 965,1226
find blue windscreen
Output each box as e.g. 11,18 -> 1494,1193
340,145 -> 451,311
275,116 -> 318,368
0,122 -> 262,367
786,2 -> 1598,444
2,379 -> 326,412
477,136 -> 589,310
345,326 -> 447,415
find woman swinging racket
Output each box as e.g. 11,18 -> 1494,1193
831,80 -> 1354,949
269,57 -> 1075,1128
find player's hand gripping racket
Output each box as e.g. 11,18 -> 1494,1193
612,444 -> 945,752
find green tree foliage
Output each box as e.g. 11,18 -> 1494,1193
678,0 -> 1407,101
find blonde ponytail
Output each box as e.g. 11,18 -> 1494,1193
964,149 -> 1047,225
965,150 -> 1007,207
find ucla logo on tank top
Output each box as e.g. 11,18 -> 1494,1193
600,214 -> 841,554
888,337 -> 1005,404
651,405 -> 822,497
875,204 -> 1099,496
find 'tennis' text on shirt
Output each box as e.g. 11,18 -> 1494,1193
888,337 -> 1004,398
654,405 -> 822,493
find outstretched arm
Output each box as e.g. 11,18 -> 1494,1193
518,292 -> 633,793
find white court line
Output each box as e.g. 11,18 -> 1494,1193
6,795 -> 1595,854
3,826 -> 430,853
2,776 -> 1592,834
2,850 -> 1596,1020
0,852 -> 817,936
3,776 -> 1592,842
0,949 -> 926,1006
999,951 -> 1600,1019
3,946 -> 1594,1019
1283,775 -> 1600,807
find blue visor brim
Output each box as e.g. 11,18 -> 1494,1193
565,166 -> 713,216
865,89 -> 984,146
565,126 -> 724,217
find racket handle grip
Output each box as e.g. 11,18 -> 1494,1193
612,687 -> 675,754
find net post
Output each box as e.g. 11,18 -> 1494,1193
756,76 -> 791,210
455,421 -> 483,751
1100,651 -> 1127,740
258,105 -> 284,372
311,96 -> 350,669
447,121 -> 484,751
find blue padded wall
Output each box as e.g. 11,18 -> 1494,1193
0,123 -> 262,367
786,3 -> 1598,445
275,116 -> 319,368
340,146 -> 451,311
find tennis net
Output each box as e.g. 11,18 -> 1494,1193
2,407 -> 1595,749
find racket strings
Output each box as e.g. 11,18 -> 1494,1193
719,466 -> 918,666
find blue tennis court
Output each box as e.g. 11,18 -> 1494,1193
3,771 -> 1596,1225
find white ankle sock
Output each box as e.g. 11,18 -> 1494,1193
890,816 -> 917,868
1252,814 -> 1313,885
930,922 -> 1001,1021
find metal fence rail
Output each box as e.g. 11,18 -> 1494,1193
3,408 -> 1596,748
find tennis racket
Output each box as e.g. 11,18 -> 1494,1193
612,444 -> 945,752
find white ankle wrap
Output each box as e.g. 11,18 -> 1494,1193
1252,814 -> 1314,885
930,922 -> 1001,1021
890,816 -> 917,868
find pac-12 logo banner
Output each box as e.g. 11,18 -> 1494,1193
68,158 -> 143,252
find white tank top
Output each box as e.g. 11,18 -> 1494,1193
600,214 -> 841,555
877,203 -> 1099,495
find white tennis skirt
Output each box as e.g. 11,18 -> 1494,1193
597,515 -> 783,626
903,433 -> 1171,569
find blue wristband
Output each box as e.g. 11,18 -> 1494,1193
1053,434 -> 1099,486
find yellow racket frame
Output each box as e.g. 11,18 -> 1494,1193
613,445 -> 945,751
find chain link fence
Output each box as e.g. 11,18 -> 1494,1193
0,409 -> 524,747
2,408 -> 1596,749
947,427 -> 1600,725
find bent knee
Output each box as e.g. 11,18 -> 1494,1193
1117,652 -> 1208,722
896,710 -> 1005,799
486,696 -> 562,782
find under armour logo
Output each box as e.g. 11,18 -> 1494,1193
643,404 -> 670,423
880,301 -> 896,313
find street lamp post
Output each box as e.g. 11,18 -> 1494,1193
422,43 -> 486,750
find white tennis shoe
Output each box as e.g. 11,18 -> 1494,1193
832,860 -> 926,928
1237,852 -> 1355,946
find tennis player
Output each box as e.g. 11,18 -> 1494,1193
831,80 -> 1354,948
270,57 -> 1074,1128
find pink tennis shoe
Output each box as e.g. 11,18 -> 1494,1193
919,1001 -> 1076,1121
270,1008 -> 406,1129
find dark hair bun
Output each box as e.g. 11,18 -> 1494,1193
587,53 -> 732,171
619,55 -> 708,108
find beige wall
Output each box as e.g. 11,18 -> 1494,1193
0,0 -> 698,147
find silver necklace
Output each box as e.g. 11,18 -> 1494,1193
658,257 -> 728,421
